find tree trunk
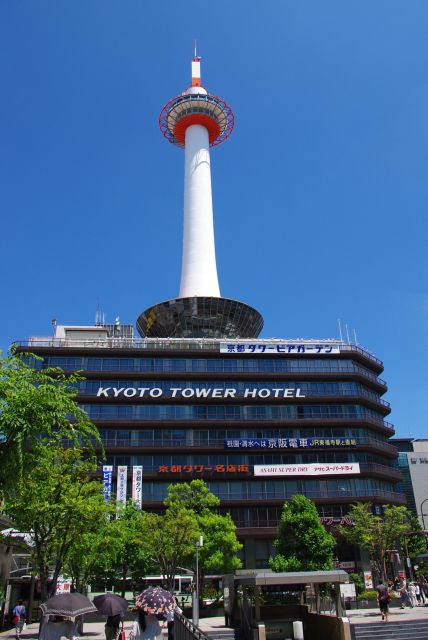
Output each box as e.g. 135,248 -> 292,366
121,565 -> 128,598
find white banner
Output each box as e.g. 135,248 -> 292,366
116,466 -> 127,504
253,462 -> 360,477
220,342 -> 340,355
132,466 -> 143,508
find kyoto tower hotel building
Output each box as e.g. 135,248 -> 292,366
18,54 -> 403,569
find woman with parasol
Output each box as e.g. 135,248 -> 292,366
131,588 -> 175,640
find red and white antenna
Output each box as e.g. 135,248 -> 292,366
192,39 -> 201,87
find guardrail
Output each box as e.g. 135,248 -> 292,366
174,612 -> 210,640
14,338 -> 383,366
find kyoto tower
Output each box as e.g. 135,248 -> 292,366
137,49 -> 263,339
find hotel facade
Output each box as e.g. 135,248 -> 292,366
16,53 -> 403,570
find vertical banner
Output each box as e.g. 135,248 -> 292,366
116,466 -> 127,504
102,465 -> 113,502
132,466 -> 143,508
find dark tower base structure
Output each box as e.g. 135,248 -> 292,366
137,297 -> 264,339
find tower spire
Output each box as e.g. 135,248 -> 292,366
191,41 -> 201,87
137,52 -> 263,338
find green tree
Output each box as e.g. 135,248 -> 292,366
107,502 -> 153,597
140,510 -> 199,592
269,495 -> 336,572
164,480 -> 242,594
64,515 -> 121,594
339,503 -> 411,582
0,351 -> 100,494
5,442 -> 109,601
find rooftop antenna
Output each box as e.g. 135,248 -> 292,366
353,328 -> 358,345
345,323 -> 350,344
95,298 -> 103,326
194,39 -> 197,58
337,319 -> 343,343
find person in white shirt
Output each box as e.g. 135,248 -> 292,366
130,611 -> 162,640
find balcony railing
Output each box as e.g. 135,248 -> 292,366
98,436 -> 398,455
136,489 -> 406,503
15,338 -> 383,366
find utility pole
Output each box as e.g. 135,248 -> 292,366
193,536 -> 203,627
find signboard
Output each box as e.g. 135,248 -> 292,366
340,583 -> 356,599
132,466 -> 143,508
339,561 -> 356,569
225,437 -> 357,450
56,577 -> 71,594
116,466 -> 127,504
254,462 -> 360,477
159,464 -> 249,474
220,342 -> 340,355
97,386 -> 305,398
364,571 -> 373,589
102,465 -> 113,502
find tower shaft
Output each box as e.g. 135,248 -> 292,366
179,124 -> 220,298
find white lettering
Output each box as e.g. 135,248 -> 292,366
224,388 -> 237,398
244,388 -> 257,398
138,388 -> 149,397
296,388 -> 305,397
272,388 -> 283,398
283,389 -> 294,397
97,387 -> 111,397
182,388 -> 195,398
170,388 -> 181,397
212,389 -> 223,398
149,388 -> 163,398
124,388 -> 137,397
195,388 -> 211,398
113,388 -> 125,397
258,388 -> 270,398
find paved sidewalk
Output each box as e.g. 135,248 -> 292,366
346,603 -> 428,625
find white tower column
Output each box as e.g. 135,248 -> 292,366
179,124 -> 221,298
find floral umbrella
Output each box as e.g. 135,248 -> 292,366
135,587 -> 175,615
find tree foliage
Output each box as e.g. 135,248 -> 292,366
140,510 -> 199,592
164,480 -> 242,580
0,350 -> 100,495
270,495 -> 336,572
5,442 -> 109,601
338,503 -> 412,582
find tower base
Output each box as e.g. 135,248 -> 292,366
136,297 -> 263,339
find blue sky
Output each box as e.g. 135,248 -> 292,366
1,1 -> 427,438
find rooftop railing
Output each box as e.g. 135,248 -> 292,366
15,338 -> 383,366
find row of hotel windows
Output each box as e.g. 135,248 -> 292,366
82,403 -> 386,423
225,504 -> 353,525
104,452 -> 391,467
98,427 -> 391,445
33,356 -> 381,382
110,477 -> 396,501
76,379 -> 383,403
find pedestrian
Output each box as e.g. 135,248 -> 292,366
393,576 -> 401,591
415,582 -> 421,605
164,598 -> 182,640
129,610 -> 162,640
376,581 -> 390,622
409,582 -> 418,608
12,600 -> 27,640
400,583 -> 412,609
39,615 -> 78,640
105,614 -> 122,640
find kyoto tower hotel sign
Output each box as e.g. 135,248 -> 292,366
137,52 -> 263,339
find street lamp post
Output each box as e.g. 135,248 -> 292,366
420,498 -> 428,530
193,536 -> 203,627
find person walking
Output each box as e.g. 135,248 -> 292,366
130,610 -> 162,640
409,582 -> 418,608
415,582 -> 422,605
105,614 -> 122,640
164,598 -> 182,640
400,582 -> 412,609
376,582 -> 390,621
12,600 -> 27,640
